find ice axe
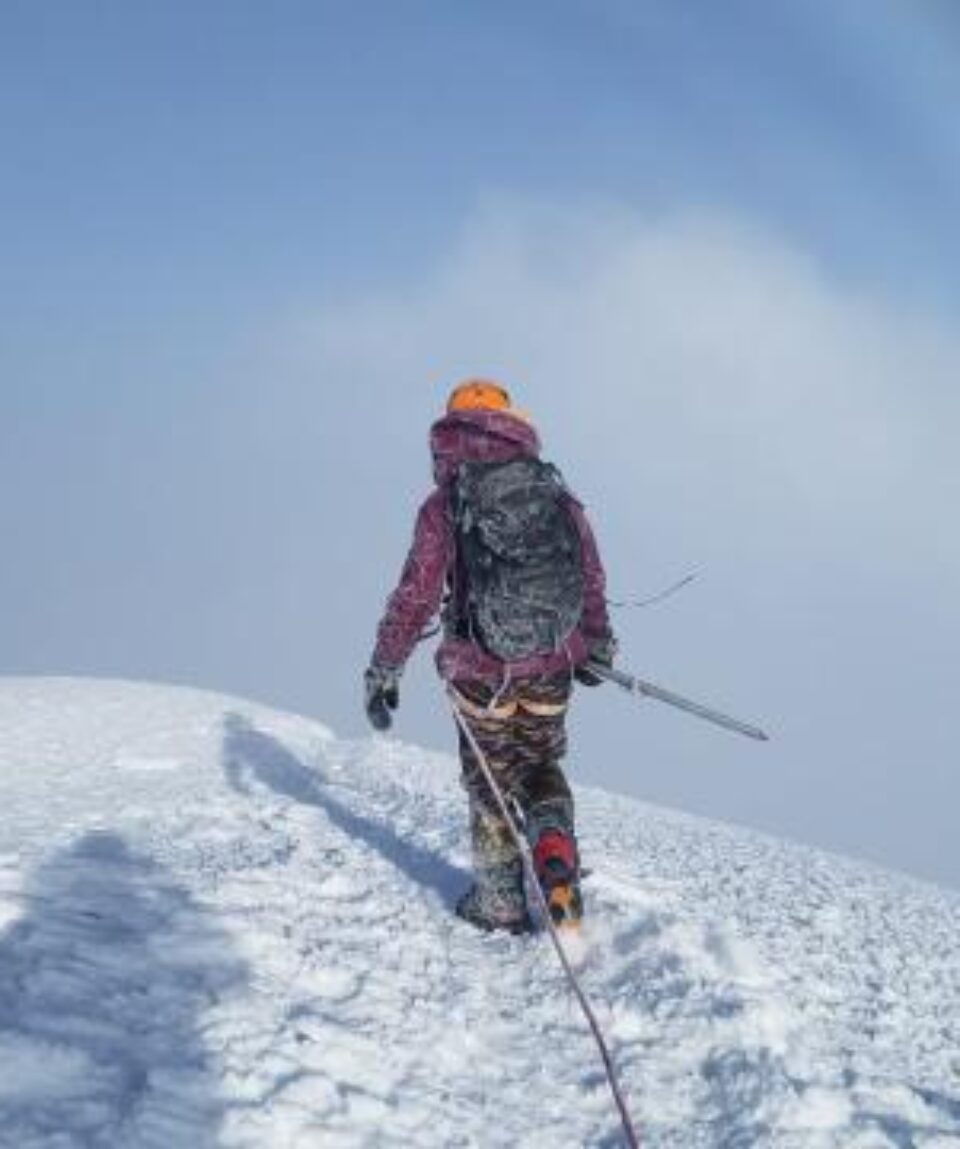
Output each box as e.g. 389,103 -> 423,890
586,661 -> 770,742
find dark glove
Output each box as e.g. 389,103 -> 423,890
575,634 -> 618,688
364,664 -> 400,731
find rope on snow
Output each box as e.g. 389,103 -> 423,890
447,689 -> 641,1149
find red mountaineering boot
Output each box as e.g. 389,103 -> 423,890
532,830 -> 583,930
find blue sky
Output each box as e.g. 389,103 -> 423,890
4,0 -> 959,331
2,2 -> 959,886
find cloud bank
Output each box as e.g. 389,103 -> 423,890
301,199 -> 958,571
286,198 -> 960,886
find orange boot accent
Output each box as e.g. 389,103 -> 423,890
546,881 -> 583,930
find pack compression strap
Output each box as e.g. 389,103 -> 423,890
448,688 -> 641,1149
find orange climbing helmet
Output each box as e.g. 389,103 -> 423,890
446,379 -> 512,414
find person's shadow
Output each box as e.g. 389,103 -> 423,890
222,713 -> 467,908
0,831 -> 246,1147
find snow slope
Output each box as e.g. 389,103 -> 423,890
0,678 -> 958,1148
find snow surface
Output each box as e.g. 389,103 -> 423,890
0,677 -> 958,1148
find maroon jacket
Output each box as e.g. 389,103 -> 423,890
372,409 -> 612,684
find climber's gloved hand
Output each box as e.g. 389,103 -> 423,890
574,634 -> 618,688
364,664 -> 401,731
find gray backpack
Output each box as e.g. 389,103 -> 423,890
450,457 -> 585,660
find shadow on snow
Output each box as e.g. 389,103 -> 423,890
0,831 -> 247,1147
221,713 -> 468,909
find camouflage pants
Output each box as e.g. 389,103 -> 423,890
452,676 -> 576,909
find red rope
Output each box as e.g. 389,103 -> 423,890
448,689 -> 641,1148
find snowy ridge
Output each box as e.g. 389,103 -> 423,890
0,678 -> 958,1147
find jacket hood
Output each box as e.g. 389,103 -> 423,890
429,409 -> 541,485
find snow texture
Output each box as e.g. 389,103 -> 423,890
0,677 -> 957,1147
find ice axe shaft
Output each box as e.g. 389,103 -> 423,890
587,661 -> 770,743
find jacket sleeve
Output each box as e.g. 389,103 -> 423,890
569,500 -> 614,645
372,490 -> 453,671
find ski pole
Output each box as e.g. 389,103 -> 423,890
587,661 -> 770,743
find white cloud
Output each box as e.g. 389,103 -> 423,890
295,198 -> 960,577
275,197 -> 960,885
